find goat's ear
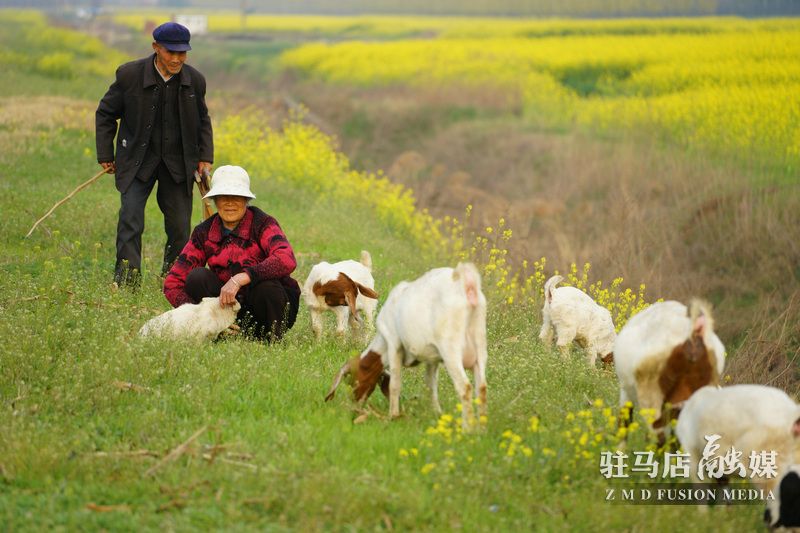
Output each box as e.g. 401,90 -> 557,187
324,360 -> 353,402
312,281 -> 325,297
344,289 -> 360,321
356,283 -> 378,299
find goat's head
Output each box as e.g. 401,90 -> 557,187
201,296 -> 241,313
313,273 -> 378,323
765,465 -> 800,529
324,351 -> 388,403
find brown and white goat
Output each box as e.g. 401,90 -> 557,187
302,251 -> 379,338
325,263 -> 488,429
613,299 -> 725,444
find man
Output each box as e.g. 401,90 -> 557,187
96,21 -> 213,286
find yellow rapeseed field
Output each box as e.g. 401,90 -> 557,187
280,23 -> 800,170
111,11 -> 800,169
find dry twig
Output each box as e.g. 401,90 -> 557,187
86,503 -> 131,513
111,380 -> 150,393
156,499 -> 186,513
144,426 -> 208,478
201,454 -> 259,471
93,450 -> 160,459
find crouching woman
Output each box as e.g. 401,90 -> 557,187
164,165 -> 300,342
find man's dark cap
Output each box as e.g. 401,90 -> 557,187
153,22 -> 191,52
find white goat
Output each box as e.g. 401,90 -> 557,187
675,384 -> 800,526
614,300 -> 725,443
538,274 -> 616,366
139,297 -> 241,341
302,250 -> 379,338
325,263 -> 488,429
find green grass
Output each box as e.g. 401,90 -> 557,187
0,96 -> 765,533
0,18 -> 770,533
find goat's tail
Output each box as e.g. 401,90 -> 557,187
360,250 -> 373,272
454,262 -> 481,307
544,275 -> 563,303
689,298 -> 715,337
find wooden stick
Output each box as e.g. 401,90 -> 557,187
144,425 -> 207,478
194,169 -> 214,220
25,167 -> 110,238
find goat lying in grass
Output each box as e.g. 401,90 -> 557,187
538,274 -> 616,367
139,297 -> 240,341
302,250 -> 379,339
325,263 -> 488,429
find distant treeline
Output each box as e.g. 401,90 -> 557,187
169,0 -> 799,17
1,0 -> 799,17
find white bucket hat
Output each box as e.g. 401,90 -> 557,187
203,165 -> 256,199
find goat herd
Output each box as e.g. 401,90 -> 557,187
139,251 -> 799,528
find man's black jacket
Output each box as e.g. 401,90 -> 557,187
96,54 -> 213,193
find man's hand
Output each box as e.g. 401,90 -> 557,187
197,161 -> 212,176
100,161 -> 116,174
220,272 -> 250,307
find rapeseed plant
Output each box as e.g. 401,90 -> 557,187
278,21 -> 800,172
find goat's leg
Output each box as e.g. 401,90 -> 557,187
555,324 -> 578,359
365,302 -> 377,330
555,327 -> 576,359
333,307 -> 349,336
387,341 -> 403,419
348,312 -> 360,331
439,341 -> 475,430
538,310 -> 554,345
617,388 -> 634,450
585,342 -> 599,367
310,308 -> 324,339
425,363 -> 442,415
636,384 -> 666,446
470,306 -> 489,418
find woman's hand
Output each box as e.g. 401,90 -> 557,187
220,272 -> 250,307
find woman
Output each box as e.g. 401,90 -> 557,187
164,165 -> 300,342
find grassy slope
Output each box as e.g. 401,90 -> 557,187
0,26 -> 764,533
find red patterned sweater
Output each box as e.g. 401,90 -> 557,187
164,206 -> 299,307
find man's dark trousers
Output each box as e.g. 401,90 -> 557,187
115,161 -> 192,284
